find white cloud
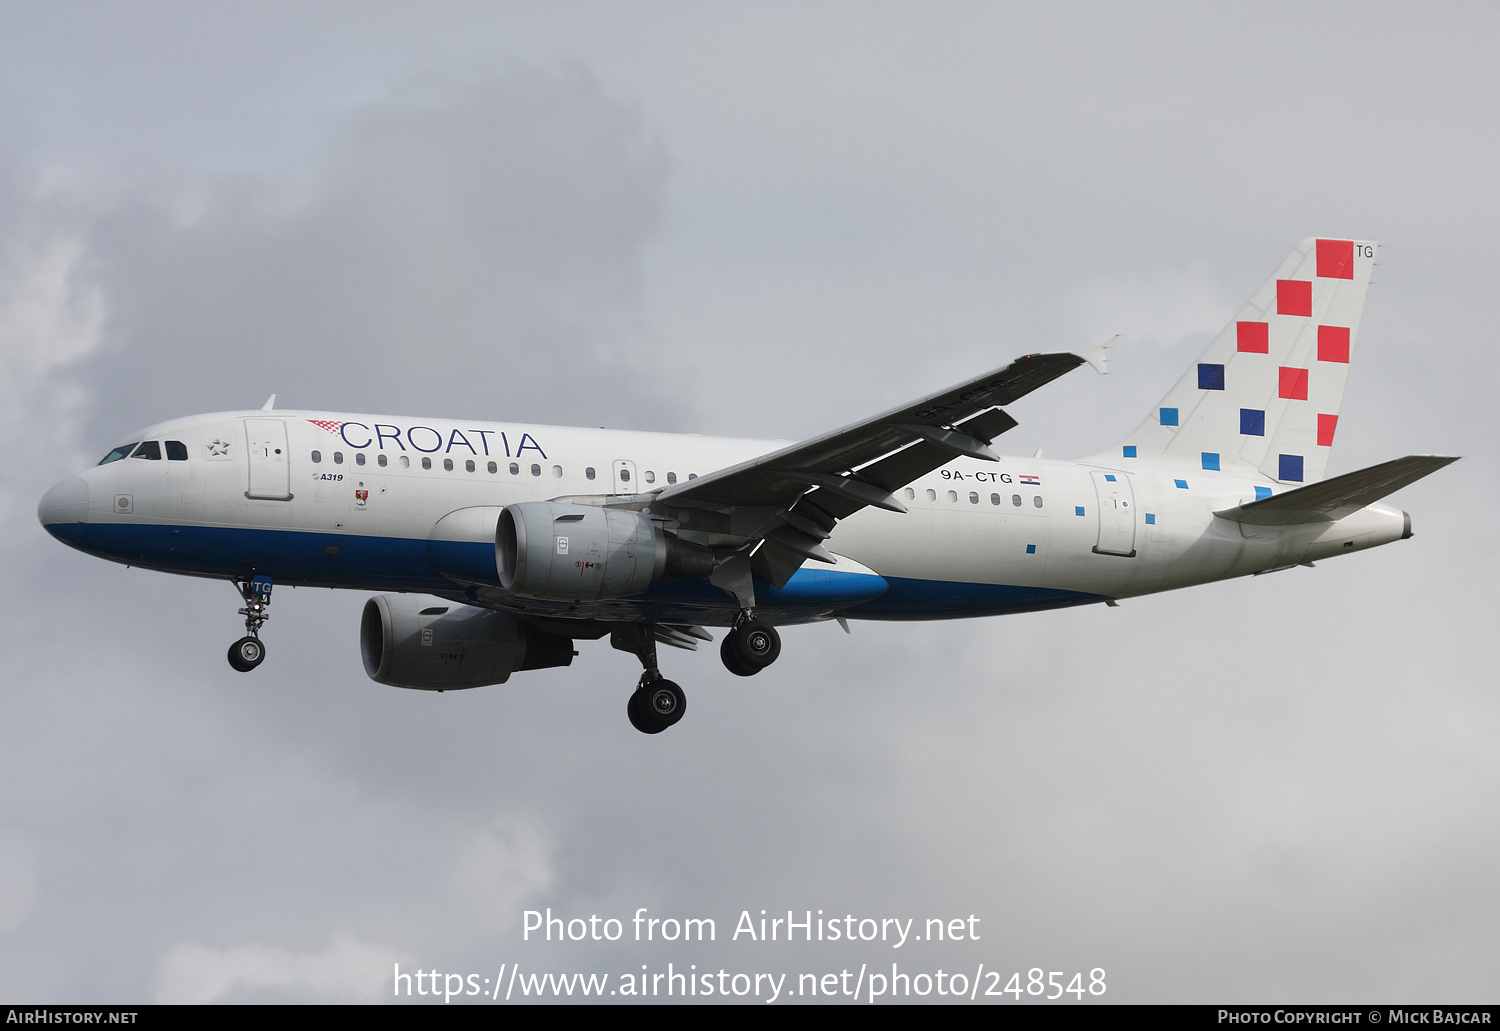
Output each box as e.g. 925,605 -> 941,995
153,931 -> 408,1004
448,819 -> 557,932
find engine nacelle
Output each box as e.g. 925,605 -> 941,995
496,502 -> 714,601
360,594 -> 573,691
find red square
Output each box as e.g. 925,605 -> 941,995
1316,239 -> 1354,279
1317,413 -> 1338,446
1237,321 -> 1269,353
1279,367 -> 1308,400
1318,325 -> 1350,363
1277,279 -> 1312,316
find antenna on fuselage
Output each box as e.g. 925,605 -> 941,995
261,394 -> 276,411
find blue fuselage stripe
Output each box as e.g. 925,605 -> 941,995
47,521 -> 1102,622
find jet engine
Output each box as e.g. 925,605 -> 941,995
496,502 -> 714,601
360,594 -> 573,691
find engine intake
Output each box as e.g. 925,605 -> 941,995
497,502 -> 714,601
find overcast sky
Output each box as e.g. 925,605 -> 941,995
1,2 -> 1494,1004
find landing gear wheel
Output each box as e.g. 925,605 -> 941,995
721,619 -> 780,676
228,574 -> 273,672
627,678 -> 686,734
228,636 -> 265,672
720,635 -> 757,677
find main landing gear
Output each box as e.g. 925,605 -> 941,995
227,574 -> 273,672
612,614 -> 783,734
612,624 -> 686,735
720,614 -> 781,677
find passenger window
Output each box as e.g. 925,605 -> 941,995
509,463 -> 519,475
947,490 -> 957,502
586,467 -> 596,480
443,458 -> 453,471
925,489 -> 936,501
98,443 -> 139,465
421,457 -> 432,470
552,465 -> 563,478
355,452 -> 366,466
378,454 -> 388,468
166,440 -> 188,461
1012,494 -> 1022,507
531,464 -> 541,477
969,492 -> 979,504
644,470 -> 656,484
1034,496 -> 1043,508
333,452 -> 343,465
688,473 -> 697,480
905,488 -> 916,500
990,493 -> 1000,505
666,472 -> 677,485
399,455 -> 410,468
487,461 -> 497,473
465,460 -> 475,472
619,468 -> 631,483
311,450 -> 322,464
131,441 -> 161,460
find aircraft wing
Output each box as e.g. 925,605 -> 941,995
655,341 -> 1111,587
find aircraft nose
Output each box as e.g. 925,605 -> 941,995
38,475 -> 90,545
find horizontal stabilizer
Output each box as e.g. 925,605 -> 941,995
1216,455 -> 1459,525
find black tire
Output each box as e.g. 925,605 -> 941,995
628,679 -> 685,733
228,636 -> 265,673
646,679 -> 686,728
626,688 -> 662,734
725,619 -> 781,673
720,634 -> 758,677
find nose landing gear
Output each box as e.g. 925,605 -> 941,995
227,574 -> 273,672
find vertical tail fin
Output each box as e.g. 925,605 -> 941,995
1112,239 -> 1376,485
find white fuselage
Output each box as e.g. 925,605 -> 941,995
41,409 -> 1408,627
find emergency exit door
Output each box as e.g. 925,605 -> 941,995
1090,470 -> 1136,557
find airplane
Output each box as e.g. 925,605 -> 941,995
38,238 -> 1456,734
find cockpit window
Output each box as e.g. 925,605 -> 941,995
98,443 -> 139,465
130,441 -> 162,460
165,440 -> 188,461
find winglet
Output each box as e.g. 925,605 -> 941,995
261,394 -> 277,411
1073,334 -> 1116,376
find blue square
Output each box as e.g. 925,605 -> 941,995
1123,445 -> 1137,458
1105,474 -> 1116,481
1198,364 -> 1225,390
1075,506 -> 1085,516
1279,454 -> 1304,482
1240,408 -> 1265,436
1174,478 -> 1189,489
1201,452 -> 1220,471
1145,513 -> 1156,525
1026,544 -> 1036,554
1255,486 -> 1272,500
1160,407 -> 1179,426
